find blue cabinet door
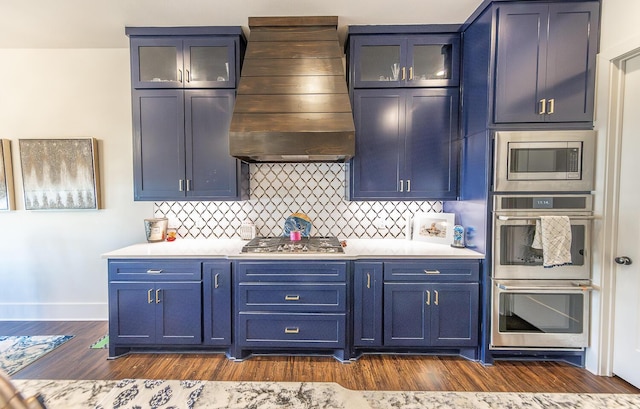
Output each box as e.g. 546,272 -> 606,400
133,89 -> 245,201
544,2 -> 599,122
430,283 -> 479,347
494,2 -> 599,123
353,262 -> 383,347
185,89 -> 241,199
384,282 -> 479,347
109,281 -> 202,346
405,89 -> 459,199
351,89 -> 403,199
384,283 -> 430,346
130,36 -> 237,89
203,261 -> 232,345
132,89 -> 186,200
350,88 -> 458,200
155,281 -> 202,345
350,34 -> 460,88
109,282 -> 156,345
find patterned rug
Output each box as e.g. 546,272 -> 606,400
11,379 -> 640,409
0,335 -> 74,375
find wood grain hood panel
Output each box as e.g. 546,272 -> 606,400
229,16 -> 355,162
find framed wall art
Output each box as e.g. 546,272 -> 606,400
412,212 -> 455,245
19,138 -> 101,210
0,139 -> 16,211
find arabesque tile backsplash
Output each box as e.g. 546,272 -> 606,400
154,163 -> 442,239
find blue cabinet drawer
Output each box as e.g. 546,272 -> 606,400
238,283 -> 346,312
236,261 -> 347,282
108,260 -> 202,281
384,260 -> 479,282
237,313 -> 346,348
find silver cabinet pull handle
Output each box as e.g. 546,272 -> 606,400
186,179 -> 192,191
186,69 -> 190,83
179,180 -> 184,192
539,98 -> 547,114
214,273 -> 220,289
367,273 -> 371,289
147,269 -> 163,274
426,290 -> 431,305
284,295 -> 300,301
409,66 -> 413,80
155,289 -> 161,304
407,179 -> 411,192
434,290 -> 439,306
424,270 -> 441,274
147,289 -> 153,304
548,98 -> 555,114
400,180 -> 404,192
178,69 -> 183,83
401,66 -> 406,81
284,327 -> 300,334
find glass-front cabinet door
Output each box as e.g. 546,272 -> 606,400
131,37 -> 236,89
407,35 -> 459,87
351,34 -> 459,88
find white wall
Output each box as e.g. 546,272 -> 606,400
587,0 -> 640,374
0,48 -> 152,320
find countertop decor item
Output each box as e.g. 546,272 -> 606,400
283,212 -> 312,237
144,218 -> 168,242
412,213 -> 455,245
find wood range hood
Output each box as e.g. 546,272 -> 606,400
229,16 -> 355,162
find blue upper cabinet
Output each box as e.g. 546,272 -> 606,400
127,27 -> 248,201
493,2 -> 600,124
351,34 -> 460,88
347,27 -> 461,201
128,29 -> 241,89
350,88 -> 459,200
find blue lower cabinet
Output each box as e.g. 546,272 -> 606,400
109,281 -> 202,347
353,262 -> 383,347
203,261 -> 232,346
237,313 -> 346,348
234,261 -> 349,361
384,282 -> 479,347
107,259 -> 203,358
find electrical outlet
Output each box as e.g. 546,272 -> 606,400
374,218 -> 389,230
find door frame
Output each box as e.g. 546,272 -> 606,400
592,36 -> 640,376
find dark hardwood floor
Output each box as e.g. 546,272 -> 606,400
2,321 -> 638,393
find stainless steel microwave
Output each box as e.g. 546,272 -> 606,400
493,130 -> 596,192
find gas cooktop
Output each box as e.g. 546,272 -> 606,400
241,236 -> 344,254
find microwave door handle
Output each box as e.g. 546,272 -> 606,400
496,282 -> 594,291
497,215 -> 597,221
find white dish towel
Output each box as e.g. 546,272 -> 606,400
532,215 -> 573,268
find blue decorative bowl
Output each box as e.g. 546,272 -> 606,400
283,213 -> 312,237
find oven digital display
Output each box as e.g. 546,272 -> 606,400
533,197 -> 553,209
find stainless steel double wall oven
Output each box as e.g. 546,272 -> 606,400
490,130 -> 596,350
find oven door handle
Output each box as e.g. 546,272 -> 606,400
496,282 -> 593,291
497,215 -> 597,221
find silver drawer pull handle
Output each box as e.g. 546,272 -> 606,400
284,327 -> 300,334
424,270 -> 441,274
284,295 -> 300,301
147,269 -> 163,274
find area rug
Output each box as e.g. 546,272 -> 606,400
90,334 -> 109,349
11,379 -> 640,409
0,335 -> 73,375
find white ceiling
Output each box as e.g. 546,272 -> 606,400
1,0 -> 483,48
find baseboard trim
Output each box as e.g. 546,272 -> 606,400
0,302 -> 108,320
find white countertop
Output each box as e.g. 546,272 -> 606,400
102,238 -> 484,260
